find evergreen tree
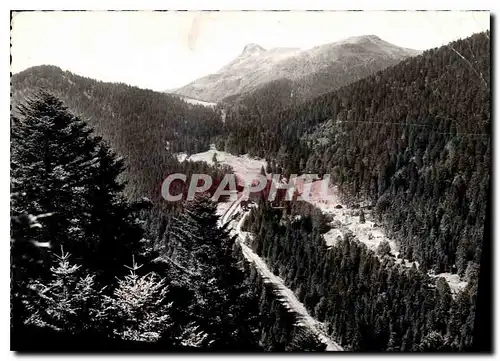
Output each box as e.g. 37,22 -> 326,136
212,152 -> 218,166
11,91 -> 144,280
102,257 -> 173,343
167,194 -> 261,350
24,247 -> 102,334
417,331 -> 447,351
377,240 -> 392,257
286,328 -> 327,351
359,209 -> 366,224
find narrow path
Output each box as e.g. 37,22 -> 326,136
220,197 -> 343,351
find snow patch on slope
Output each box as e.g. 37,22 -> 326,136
301,183 -> 467,295
428,273 -> 468,294
183,149 -> 466,295
178,95 -> 217,108
176,144 -> 267,185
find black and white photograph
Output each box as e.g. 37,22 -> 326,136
9,8 -> 492,353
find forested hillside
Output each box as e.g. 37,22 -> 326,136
243,201 -> 479,351
12,93 -> 281,351
10,88 -> 321,352
10,28 -> 490,352
219,31 -> 490,276
11,65 -> 224,201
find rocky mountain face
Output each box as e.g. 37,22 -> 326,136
173,35 -> 421,104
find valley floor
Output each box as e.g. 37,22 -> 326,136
178,145 -> 467,298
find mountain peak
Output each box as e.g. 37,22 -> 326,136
175,34 -> 419,102
361,34 -> 382,41
343,34 -> 383,44
242,43 -> 265,56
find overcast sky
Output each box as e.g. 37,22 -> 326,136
11,11 -> 490,91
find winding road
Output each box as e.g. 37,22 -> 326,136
220,195 -> 343,351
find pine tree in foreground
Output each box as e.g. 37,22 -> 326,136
167,194 -> 261,350
102,257 -> 173,343
11,90 -> 144,280
24,247 -> 102,334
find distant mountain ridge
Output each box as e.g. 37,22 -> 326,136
172,35 -> 421,103
11,65 -> 224,201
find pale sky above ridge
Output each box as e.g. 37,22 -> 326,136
11,11 -> 490,91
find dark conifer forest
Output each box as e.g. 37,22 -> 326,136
10,29 -> 490,352
11,65 -> 225,201
242,200 -> 478,351
219,32 -> 490,277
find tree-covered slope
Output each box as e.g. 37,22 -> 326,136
11,65 -> 224,200
220,31 -> 491,275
